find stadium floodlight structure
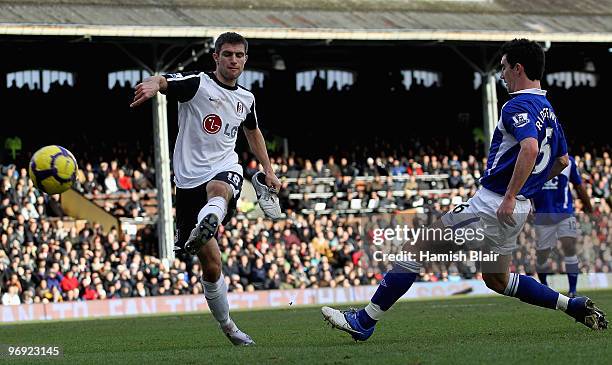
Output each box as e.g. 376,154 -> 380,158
482,72 -> 498,154
450,45 -> 502,154
152,90 -> 174,262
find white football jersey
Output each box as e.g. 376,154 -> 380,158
163,71 -> 258,188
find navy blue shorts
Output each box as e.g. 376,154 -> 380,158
174,171 -> 243,251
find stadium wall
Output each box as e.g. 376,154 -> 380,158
3,274 -> 611,323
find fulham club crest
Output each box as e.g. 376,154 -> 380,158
236,101 -> 244,114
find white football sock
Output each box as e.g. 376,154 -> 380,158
564,255 -> 579,265
503,273 -> 519,296
202,274 -> 232,327
364,302 -> 385,321
556,294 -> 570,312
197,196 -> 227,224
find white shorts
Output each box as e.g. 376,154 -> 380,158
441,188 -> 532,255
535,216 -> 578,250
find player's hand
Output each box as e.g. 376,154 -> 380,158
264,169 -> 281,192
497,196 -> 517,227
130,76 -> 161,108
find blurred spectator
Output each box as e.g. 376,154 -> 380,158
104,172 -> 118,194
2,284 -> 21,305
117,170 -> 133,191
132,170 -> 152,191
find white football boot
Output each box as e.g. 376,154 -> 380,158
251,171 -> 282,219
221,320 -> 255,346
321,306 -> 375,341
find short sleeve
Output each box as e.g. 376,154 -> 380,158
162,72 -> 201,103
242,101 -> 258,130
555,123 -> 568,158
501,103 -> 538,142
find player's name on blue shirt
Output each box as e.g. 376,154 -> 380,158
480,89 -> 568,199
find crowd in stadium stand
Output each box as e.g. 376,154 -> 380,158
1,147 -> 612,305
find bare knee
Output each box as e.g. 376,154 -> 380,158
536,248 -> 551,266
483,272 -> 509,294
206,180 -> 232,201
560,237 -> 576,256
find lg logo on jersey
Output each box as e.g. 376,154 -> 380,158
202,114 -> 238,138
224,125 -> 238,138
202,114 -> 222,134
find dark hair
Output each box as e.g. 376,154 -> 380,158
214,32 -> 248,54
500,38 -> 545,81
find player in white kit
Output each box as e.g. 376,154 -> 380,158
130,32 -> 282,345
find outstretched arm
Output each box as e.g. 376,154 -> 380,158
130,76 -> 168,108
243,126 -> 281,191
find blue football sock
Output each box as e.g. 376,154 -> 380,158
356,310 -> 378,329
504,273 -> 560,310
357,263 -> 419,329
565,255 -> 579,293
536,259 -> 549,286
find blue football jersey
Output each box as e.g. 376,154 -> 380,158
532,156 -> 582,224
480,89 -> 568,198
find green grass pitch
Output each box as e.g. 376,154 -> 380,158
1,290 -> 611,364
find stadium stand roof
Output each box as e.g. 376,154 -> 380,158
1,0 -> 611,42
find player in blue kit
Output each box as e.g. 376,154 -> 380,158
532,156 -> 593,297
321,39 -> 608,339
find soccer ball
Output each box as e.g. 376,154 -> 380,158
29,145 -> 78,194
